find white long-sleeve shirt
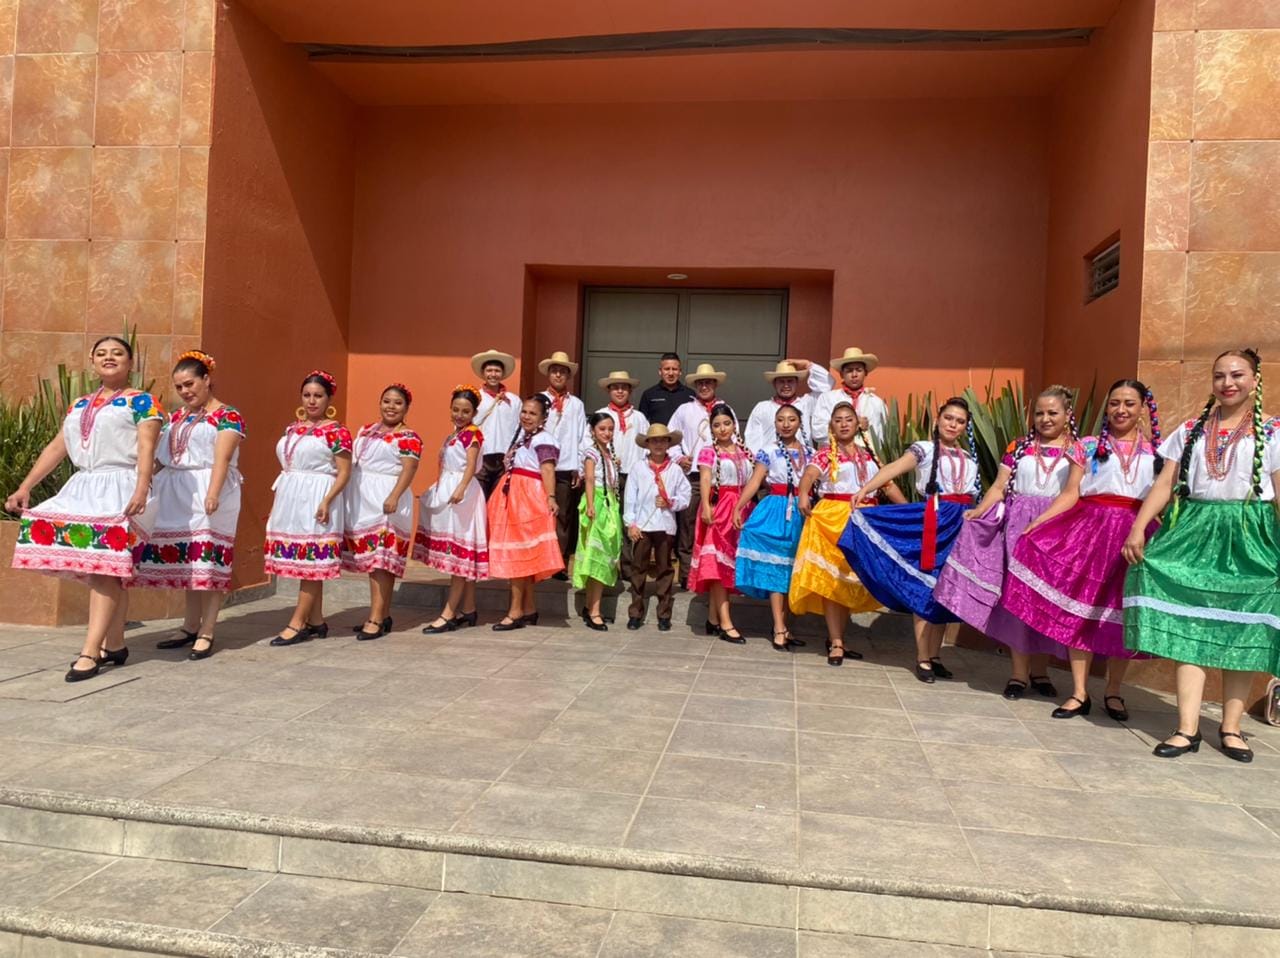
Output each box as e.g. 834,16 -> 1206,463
810,388 -> 889,446
595,403 -> 651,475
744,361 -> 831,453
623,457 -> 692,533
668,399 -> 739,473
473,387 -> 522,456
541,390 -> 588,472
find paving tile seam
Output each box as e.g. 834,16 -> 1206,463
0,907 -> 383,958
4,788 -> 1280,930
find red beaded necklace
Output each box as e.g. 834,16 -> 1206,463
79,386 -> 126,447
1204,408 -> 1251,481
169,404 -> 212,462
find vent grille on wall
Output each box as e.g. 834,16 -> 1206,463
1086,241 -> 1120,303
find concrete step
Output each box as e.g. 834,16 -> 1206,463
0,788 -> 1273,958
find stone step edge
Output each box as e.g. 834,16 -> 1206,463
2,787 -> 1276,933
0,907 -> 380,958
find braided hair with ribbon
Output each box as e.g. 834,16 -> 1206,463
1006,385 -> 1074,496
1093,379 -> 1162,475
708,402 -> 749,505
501,394 -> 550,493
585,411 -> 620,499
1174,349 -> 1265,522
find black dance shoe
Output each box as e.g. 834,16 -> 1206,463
492,618 -> 525,632
1219,730 -> 1254,763
585,615 -> 608,632
929,657 -> 952,679
189,636 -> 215,660
452,610 -> 478,628
423,617 -> 456,635
1003,679 -> 1028,700
914,661 -> 935,684
1103,695 -> 1129,722
269,626 -> 312,647
1153,730 -> 1201,758
1051,696 -> 1091,719
156,629 -> 197,650
64,654 -> 100,683
98,646 -> 129,667
1029,674 -> 1058,697
717,627 -> 746,645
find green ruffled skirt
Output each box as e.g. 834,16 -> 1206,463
572,488 -> 622,588
1123,499 -> 1280,673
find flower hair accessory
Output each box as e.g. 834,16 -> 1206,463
177,349 -> 216,371
453,383 -> 481,397
305,369 -> 338,395
386,382 -> 413,403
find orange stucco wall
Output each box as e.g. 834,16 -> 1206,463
202,4 -> 357,587
344,98 -> 1052,466
1041,0 -> 1155,400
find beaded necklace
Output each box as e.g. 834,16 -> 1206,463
1029,439 -> 1067,491
1204,408 -> 1251,481
169,404 -> 212,463
937,445 -> 968,494
1110,434 -> 1144,483
79,386 -> 126,448
284,419 -> 328,471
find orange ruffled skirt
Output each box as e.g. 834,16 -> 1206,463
486,471 -> 564,581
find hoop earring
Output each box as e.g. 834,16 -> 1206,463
295,406 -> 307,421
325,405 -> 338,419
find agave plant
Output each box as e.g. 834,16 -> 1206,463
0,329 -> 151,519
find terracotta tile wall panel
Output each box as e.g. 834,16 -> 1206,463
1143,140 -> 1191,251
1,0 -> 215,401
1153,0 -> 1195,30
1149,30 -> 1193,139
1138,249 -> 1186,361
1184,252 -> 1280,358
1189,140 -> 1280,251
1194,0 -> 1280,29
1193,30 -> 1280,139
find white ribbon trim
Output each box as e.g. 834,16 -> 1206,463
1123,594 -> 1280,630
1007,556 -> 1123,625
943,557 -> 1002,597
738,547 -> 795,567
850,509 -> 937,589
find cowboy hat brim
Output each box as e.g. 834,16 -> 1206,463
764,369 -> 802,382
538,357 -> 580,375
830,353 -> 879,373
597,375 -> 640,389
471,350 -> 515,379
684,371 -> 727,386
635,429 -> 682,449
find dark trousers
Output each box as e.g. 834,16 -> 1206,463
554,470 -> 581,565
478,454 -> 506,499
629,531 -> 675,621
675,470 -> 701,587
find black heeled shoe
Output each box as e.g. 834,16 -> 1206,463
1029,674 -> 1058,697
270,625 -> 312,647
717,627 -> 746,645
1051,695 -> 1091,719
518,612 -> 539,626
1153,730 -> 1201,758
772,630 -> 793,653
65,654 -> 100,683
307,623 -> 329,639
423,617 -> 456,635
356,619 -> 386,641
189,636 -> 215,660
1219,730 -> 1254,764
704,620 -> 718,636
914,660 -> 935,684
156,629 -> 197,650
1003,679 -> 1028,700
353,616 -> 392,637
98,646 -> 129,667
1103,695 -> 1129,722
585,615 -> 608,632
451,610 -> 478,629
828,643 -> 845,667
492,617 -> 525,632
929,657 -> 952,679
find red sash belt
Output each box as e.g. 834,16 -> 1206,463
1086,493 -> 1142,510
511,468 -> 542,480
768,484 -> 794,496
921,494 -> 974,571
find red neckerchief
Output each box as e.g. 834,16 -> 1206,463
773,396 -> 795,406
698,397 -> 717,416
609,402 -> 631,431
842,385 -> 864,407
483,384 -> 509,405
547,387 -> 568,415
649,457 -> 671,505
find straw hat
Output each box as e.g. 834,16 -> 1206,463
763,360 -> 803,383
829,347 -> 879,373
537,350 -> 579,375
635,422 -> 683,449
597,370 -> 639,390
470,348 -> 515,379
684,362 -> 727,386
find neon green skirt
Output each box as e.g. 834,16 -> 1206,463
1123,499 -> 1280,673
572,488 -> 622,588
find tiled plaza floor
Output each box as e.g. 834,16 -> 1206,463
3,592 -> 1280,925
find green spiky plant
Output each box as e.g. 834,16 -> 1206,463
0,329 -> 151,519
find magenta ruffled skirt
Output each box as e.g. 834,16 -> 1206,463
1001,497 -> 1153,659
935,495 -> 1060,656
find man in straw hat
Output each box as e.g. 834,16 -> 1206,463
539,350 -> 588,576
667,362 -> 737,589
597,370 -> 650,583
744,359 -> 833,453
623,423 -> 692,631
810,346 -> 889,445
470,348 -> 522,498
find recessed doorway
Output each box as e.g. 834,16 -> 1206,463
581,287 -> 788,417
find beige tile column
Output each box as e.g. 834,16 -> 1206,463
1140,0 -> 1280,421
0,0 -> 215,398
